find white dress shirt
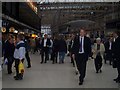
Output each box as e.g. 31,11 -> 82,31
50,39 -> 53,48
44,39 -> 47,47
79,36 -> 85,54
14,41 -> 26,60
109,42 -> 112,50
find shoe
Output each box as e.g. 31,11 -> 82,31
14,75 -> 20,80
14,77 -> 20,80
100,70 -> 102,73
40,62 -> 43,64
14,76 -> 17,79
75,71 -> 79,75
96,71 -> 98,73
79,82 -> 83,85
27,66 -> 31,68
113,78 -> 118,81
116,80 -> 120,83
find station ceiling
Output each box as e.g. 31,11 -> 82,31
37,2 -> 120,31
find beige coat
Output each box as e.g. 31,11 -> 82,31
92,43 -> 105,59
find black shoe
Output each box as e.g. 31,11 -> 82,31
75,71 -> 79,75
62,61 -> 64,64
14,77 -> 20,80
100,70 -> 102,73
40,62 -> 43,64
116,80 -> 120,83
14,76 -> 17,79
79,82 -> 83,85
14,75 -> 20,80
27,66 -> 31,68
113,78 -> 118,81
96,71 -> 99,73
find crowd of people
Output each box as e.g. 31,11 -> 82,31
1,29 -> 120,86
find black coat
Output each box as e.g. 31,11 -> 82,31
72,36 -> 91,57
52,39 -> 59,52
104,41 -> 114,53
113,37 -> 120,59
40,38 -> 51,49
58,39 -> 67,53
4,40 -> 15,58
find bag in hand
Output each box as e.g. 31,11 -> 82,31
18,61 -> 25,74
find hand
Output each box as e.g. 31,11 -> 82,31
72,54 -> 75,60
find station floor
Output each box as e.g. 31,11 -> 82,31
2,53 -> 120,88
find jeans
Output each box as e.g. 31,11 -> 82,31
59,52 -> 66,63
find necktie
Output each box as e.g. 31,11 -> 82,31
80,37 -> 82,52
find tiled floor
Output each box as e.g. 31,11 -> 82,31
2,53 -> 119,88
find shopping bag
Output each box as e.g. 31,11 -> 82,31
4,58 -> 8,65
18,61 -> 25,74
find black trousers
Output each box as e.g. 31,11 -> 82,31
95,55 -> 102,72
15,59 -> 24,76
25,51 -> 31,67
7,57 -> 14,74
41,47 -> 49,63
75,53 -> 88,82
105,50 -> 113,64
116,58 -> 120,80
52,51 -> 58,63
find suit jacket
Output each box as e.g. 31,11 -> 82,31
72,36 -> 91,57
92,43 -> 105,59
104,41 -> 114,53
113,37 -> 120,59
40,38 -> 51,49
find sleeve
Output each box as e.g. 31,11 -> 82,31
71,36 -> 77,54
87,38 -> 92,56
19,47 -> 26,60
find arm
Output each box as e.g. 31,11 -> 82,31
19,47 -> 26,60
87,37 -> 92,56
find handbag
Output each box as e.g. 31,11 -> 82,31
18,61 -> 25,74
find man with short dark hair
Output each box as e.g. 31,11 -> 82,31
14,34 -> 26,80
72,29 -> 91,85
113,31 -> 120,83
4,34 -> 15,74
40,34 -> 51,64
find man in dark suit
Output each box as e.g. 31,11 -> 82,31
104,37 -> 114,65
113,31 -> 120,83
40,34 -> 51,64
72,29 -> 91,85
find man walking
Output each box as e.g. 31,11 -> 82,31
72,29 -> 91,85
14,34 -> 26,80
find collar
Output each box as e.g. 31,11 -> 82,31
80,36 -> 84,39
17,41 -> 24,45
